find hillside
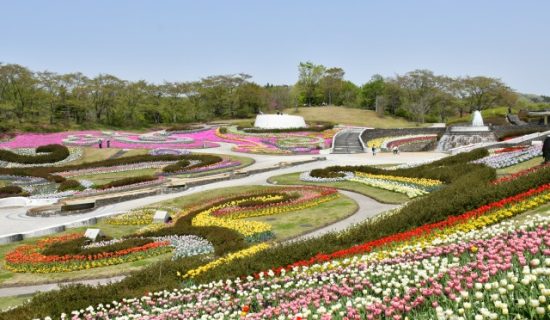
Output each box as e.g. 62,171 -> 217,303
283,106 -> 424,128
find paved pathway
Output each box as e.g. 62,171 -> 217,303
0,276 -> 125,298
288,190 -> 397,241
0,151 -> 445,237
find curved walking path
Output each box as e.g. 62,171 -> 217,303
288,190 -> 397,241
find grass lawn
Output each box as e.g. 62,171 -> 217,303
283,106 -> 425,128
65,147 -> 120,165
268,172 -> 409,204
246,195 -> 357,240
121,149 -> 149,157
74,168 -> 161,185
0,294 -> 33,312
496,157 -> 544,176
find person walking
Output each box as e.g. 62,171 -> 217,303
372,146 -> 376,156
98,139 -> 103,149
392,146 -> 399,155
106,139 -> 111,148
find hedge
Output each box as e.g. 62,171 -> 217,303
0,154 -> 223,183
42,237 -> 153,257
57,179 -> 83,192
0,185 -> 28,199
0,144 -> 69,164
95,175 -> 158,190
241,121 -> 334,133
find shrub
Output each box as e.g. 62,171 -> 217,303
41,237 -> 153,257
162,160 -> 190,173
165,124 -> 203,132
0,144 -> 69,164
242,121 -> 334,133
0,185 -> 28,198
57,179 -> 83,192
95,175 -> 158,190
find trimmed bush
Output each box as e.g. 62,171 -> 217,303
0,185 -> 28,198
0,144 -> 69,164
165,124 -> 205,132
95,175 -> 158,190
42,237 -> 153,257
57,179 -> 83,192
162,160 -> 190,173
242,121 -> 334,133
60,202 -> 95,212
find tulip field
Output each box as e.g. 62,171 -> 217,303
2,143 -> 550,319
19,161 -> 550,320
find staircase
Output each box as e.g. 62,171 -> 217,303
331,129 -> 365,154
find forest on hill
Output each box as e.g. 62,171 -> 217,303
0,61 -> 548,132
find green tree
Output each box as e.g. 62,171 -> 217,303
320,67 -> 344,105
461,76 -> 517,111
297,61 -> 325,106
360,75 -> 385,109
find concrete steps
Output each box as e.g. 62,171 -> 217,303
332,130 -> 365,154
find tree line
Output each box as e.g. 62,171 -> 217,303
0,62 -> 547,131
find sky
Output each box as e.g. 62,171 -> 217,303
2,0 -> 549,95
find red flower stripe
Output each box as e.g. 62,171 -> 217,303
492,162 -> 550,185
263,182 -> 550,276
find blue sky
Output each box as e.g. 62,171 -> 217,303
2,0 -> 549,94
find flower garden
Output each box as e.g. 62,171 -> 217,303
2,147 -> 550,319
0,185 -> 353,288
0,142 -> 255,200
2,134 -> 550,319
0,126 -> 336,156
366,134 -> 438,152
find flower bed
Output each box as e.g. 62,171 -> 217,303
5,234 -> 172,273
492,162 -> 550,185
367,134 -> 438,151
104,208 -> 158,225
148,148 -> 190,156
56,161 -> 177,178
104,207 -> 177,225
299,170 -> 354,182
473,145 -> 542,168
191,187 -> 339,242
300,169 -> 442,198
66,208 -> 550,319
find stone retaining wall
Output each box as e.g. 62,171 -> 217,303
360,128 -> 446,144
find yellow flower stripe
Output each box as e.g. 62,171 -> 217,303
181,243 -> 270,279
366,137 -> 386,148
192,194 -> 340,237
354,172 -> 442,187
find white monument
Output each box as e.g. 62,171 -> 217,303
84,228 -> 103,241
153,210 -> 171,223
254,114 -> 307,129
